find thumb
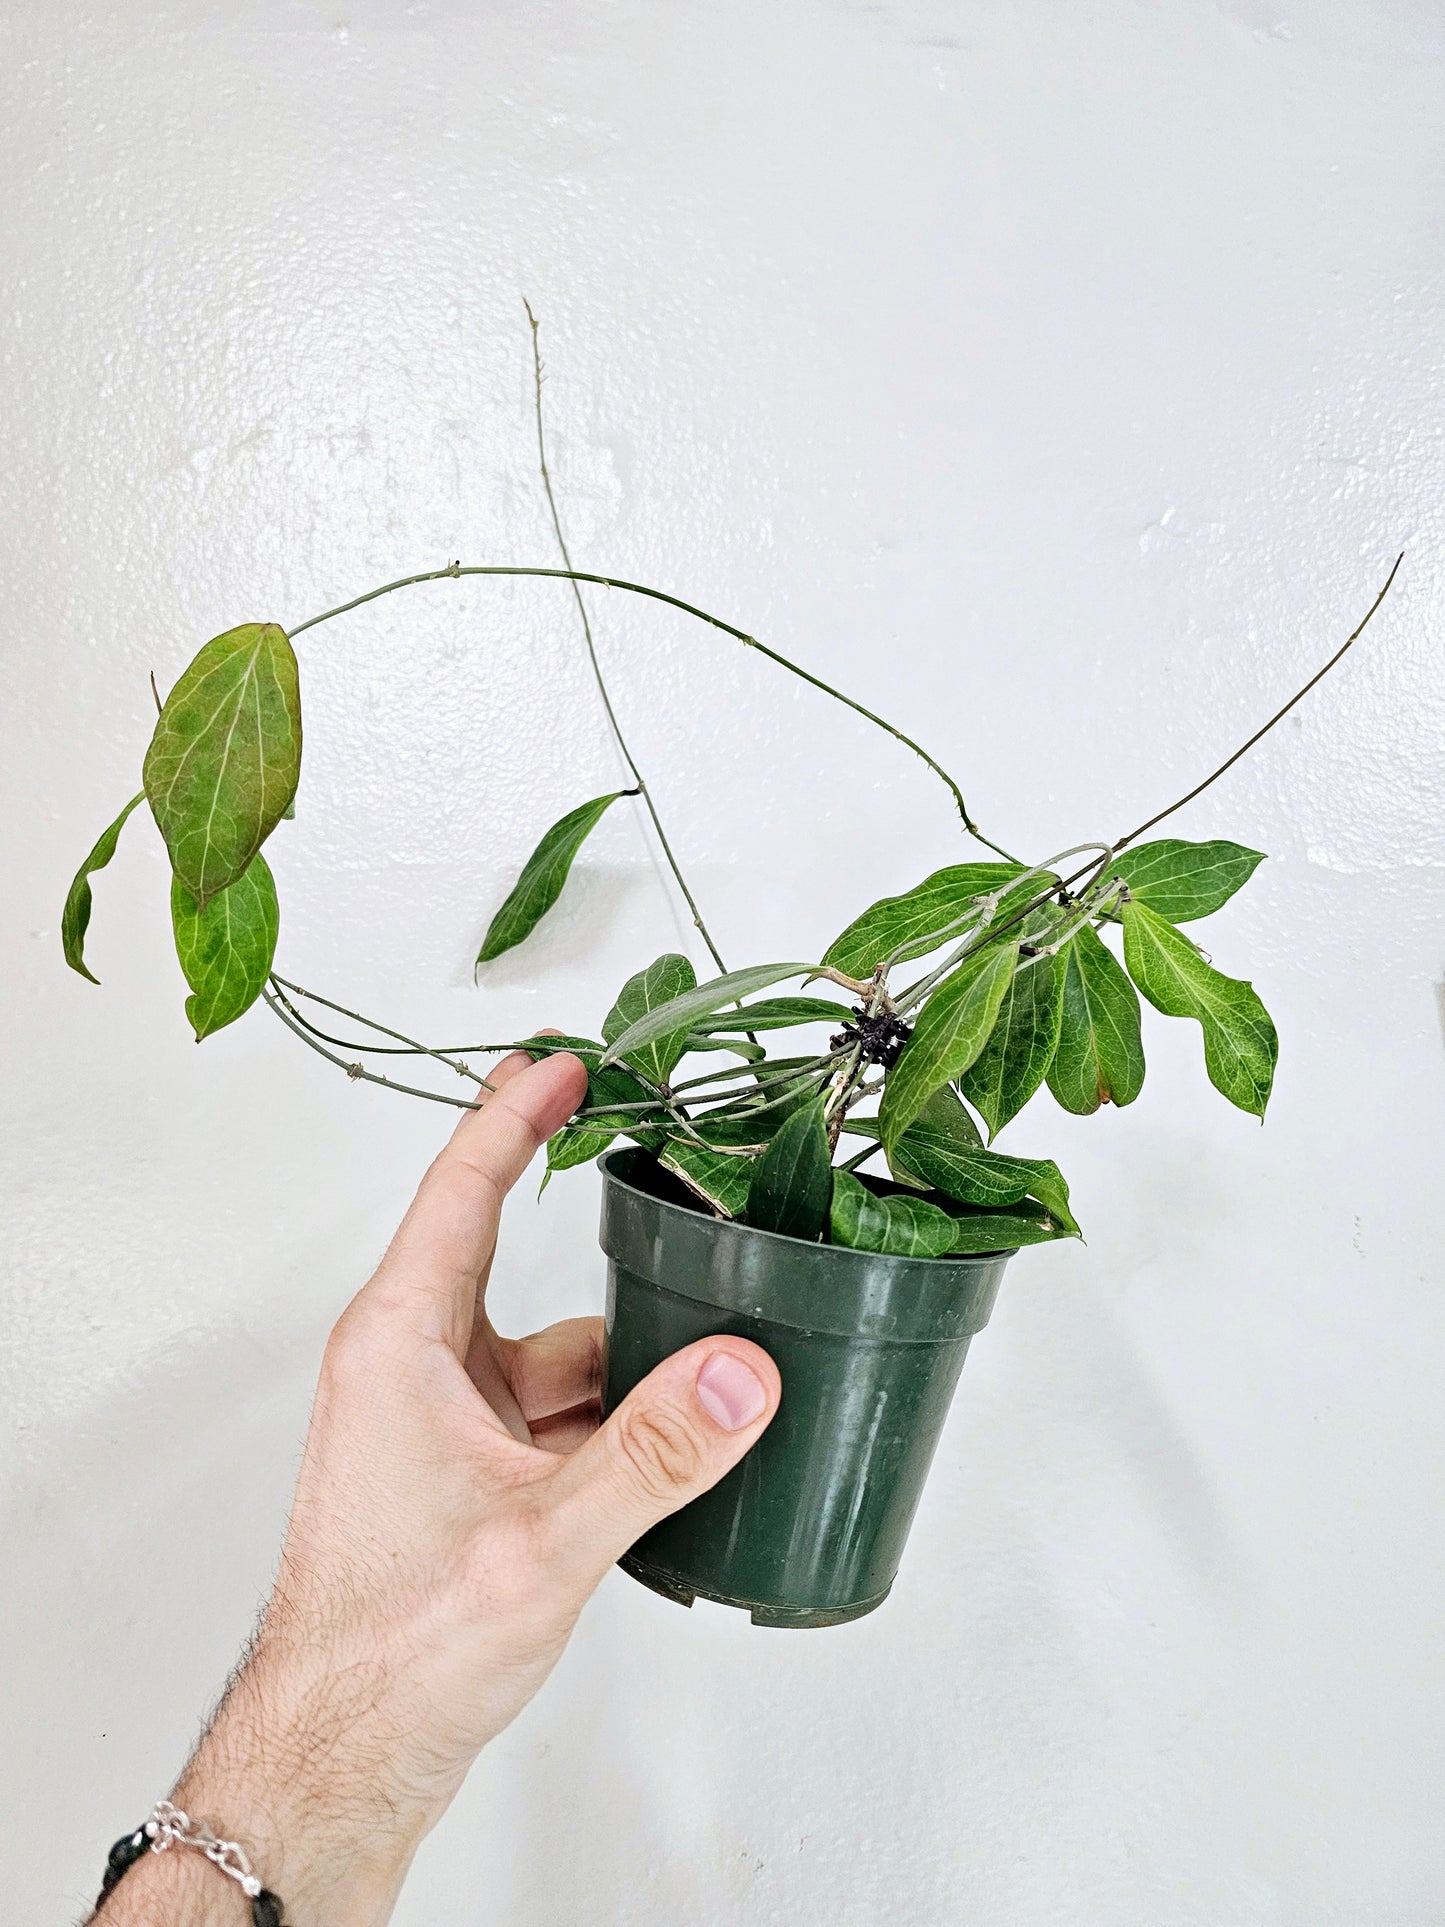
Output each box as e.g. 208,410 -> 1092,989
544,1337 -> 781,1587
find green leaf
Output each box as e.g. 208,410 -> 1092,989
659,1139 -> 758,1217
883,1082 -> 979,1186
744,1097 -> 834,1240
829,1169 -> 957,1257
696,995 -> 850,1033
542,1123 -> 617,1188
683,1033 -> 768,1062
892,1091 -> 1080,1238
1046,925 -> 1145,1115
878,943 -> 1019,1153
515,1031 -> 605,1061
1120,900 -> 1277,1116
1111,838 -> 1266,924
940,1196 -> 1071,1253
61,792 -> 146,984
959,947 -> 1065,1139
143,623 -> 301,909
170,853 -> 279,1040
928,1084 -> 984,1146
822,862 -> 1028,979
476,791 -> 631,965
603,952 -> 698,1085
600,962 -> 811,1069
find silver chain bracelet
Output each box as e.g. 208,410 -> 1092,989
97,1800 -> 285,1924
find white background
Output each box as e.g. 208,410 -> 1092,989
4,3 -> 1443,1921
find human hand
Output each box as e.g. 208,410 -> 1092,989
98,1048 -> 780,1925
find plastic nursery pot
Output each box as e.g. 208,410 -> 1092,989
598,1147 -> 1013,1629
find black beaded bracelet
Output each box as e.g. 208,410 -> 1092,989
97,1802 -> 285,1925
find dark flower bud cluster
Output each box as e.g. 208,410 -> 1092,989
830,1004 -> 913,1069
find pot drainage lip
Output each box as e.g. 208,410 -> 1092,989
619,1550 -> 892,1629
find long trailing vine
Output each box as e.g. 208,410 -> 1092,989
59,313 -> 1403,1257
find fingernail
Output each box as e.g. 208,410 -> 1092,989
695,1351 -> 768,1431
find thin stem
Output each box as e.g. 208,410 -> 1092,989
689,1066 -> 836,1125
524,303 -> 730,971
288,563 -> 1016,858
1014,875 -> 1123,972
269,976 -> 493,1089
262,988 -> 482,1111
1114,554 -> 1403,850
891,844 -> 1107,1017
667,1050 -> 844,1098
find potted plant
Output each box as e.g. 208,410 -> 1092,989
60,320 -> 1401,1627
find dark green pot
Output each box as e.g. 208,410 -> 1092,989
599,1147 -> 1012,1629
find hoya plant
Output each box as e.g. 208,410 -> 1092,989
61,323 -> 1400,1258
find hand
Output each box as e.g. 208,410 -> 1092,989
99,1048 -> 780,1925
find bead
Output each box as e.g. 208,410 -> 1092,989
106,1829 -> 150,1874
252,1889 -> 285,1927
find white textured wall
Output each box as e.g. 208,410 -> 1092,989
5,3 -> 1444,1921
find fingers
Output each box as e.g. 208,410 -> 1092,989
366,1049 -> 590,1356
500,1317 -> 605,1424
542,1337 -> 781,1587
461,1313 -> 603,1447
528,1406 -> 603,1456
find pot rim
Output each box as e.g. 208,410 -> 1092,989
598,1143 -> 1023,1265
600,1146 -> 1011,1341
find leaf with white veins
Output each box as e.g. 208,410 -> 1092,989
603,952 -> 697,1085
144,623 -> 300,908
878,943 -> 1019,1152
1110,838 -> 1265,924
600,962 -> 811,1069
1121,900 -> 1277,1116
477,791 -> 631,964
170,853 -> 279,1040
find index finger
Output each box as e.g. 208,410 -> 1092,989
369,1049 -> 590,1355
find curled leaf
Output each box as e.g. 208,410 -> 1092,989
822,862 -> 1028,979
61,792 -> 145,984
892,1090 -> 1080,1238
696,995 -> 850,1033
959,944 -> 1065,1139
940,1197 -> 1070,1253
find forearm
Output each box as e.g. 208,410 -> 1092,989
94,1627 -> 422,1927
92,1052 -> 779,1925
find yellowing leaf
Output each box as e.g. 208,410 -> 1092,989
61,792 -> 145,984
170,853 -> 279,1040
144,623 -> 300,908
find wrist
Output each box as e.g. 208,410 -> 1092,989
98,1836 -> 249,1924
137,1623 -> 428,1927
